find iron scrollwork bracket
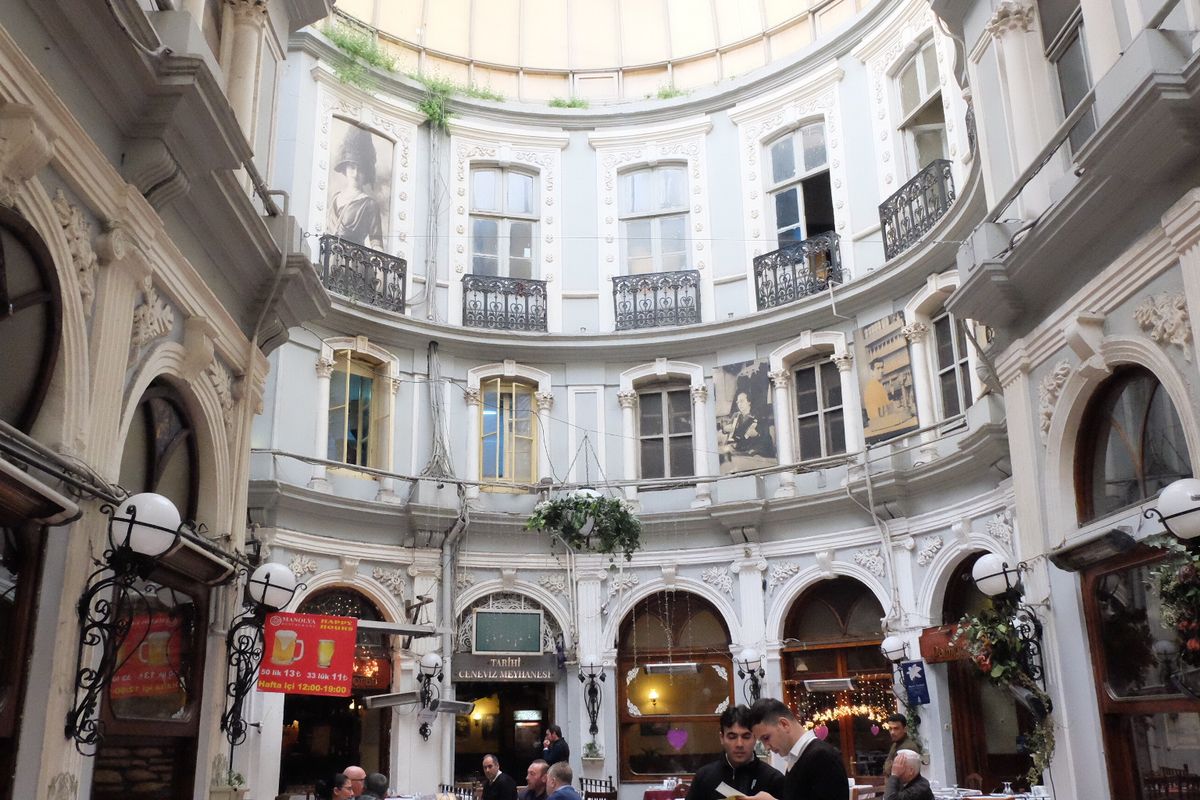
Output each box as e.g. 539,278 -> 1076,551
579,666 -> 606,737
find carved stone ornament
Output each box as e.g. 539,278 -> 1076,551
987,511 -> 1014,546
701,566 -> 734,597
768,369 -> 791,389
690,385 -> 709,403
228,0 -> 269,24
535,391 -> 555,412
372,567 -> 408,599
815,550 -> 835,578
1135,291 -> 1193,362
767,562 -> 801,595
315,357 -> 334,379
830,352 -> 854,372
986,0 -> 1037,37
53,189 -> 100,313
917,535 -> 944,567
539,575 -> 567,595
207,359 -> 238,429
48,773 -> 79,800
289,554 -> 318,578
456,570 -> 476,591
464,387 -> 482,406
607,571 -> 639,599
626,697 -> 643,717
0,104 -> 54,209
902,322 -> 929,342
1037,361 -> 1073,440
617,390 -> 638,409
853,547 -> 886,578
131,276 -> 175,349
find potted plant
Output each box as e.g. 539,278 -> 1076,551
209,770 -> 247,800
526,491 -> 641,561
582,740 -> 604,761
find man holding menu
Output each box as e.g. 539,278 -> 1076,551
744,698 -> 848,800
687,705 -> 785,800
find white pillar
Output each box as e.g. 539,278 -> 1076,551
536,391 -> 554,484
225,0 -> 267,141
377,376 -> 400,501
690,385 -> 712,507
733,554 -> 767,649
903,321 -> 939,461
465,388 -> 481,499
769,369 -> 796,498
618,390 -> 639,503
309,356 -> 333,491
831,352 -> 863,454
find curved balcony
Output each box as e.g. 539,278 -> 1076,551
612,270 -> 702,331
753,232 -> 842,311
879,159 -> 956,261
462,274 -> 548,331
319,235 -> 407,314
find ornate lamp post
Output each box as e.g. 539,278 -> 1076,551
735,648 -> 765,703
579,655 -> 605,737
418,651 -> 444,741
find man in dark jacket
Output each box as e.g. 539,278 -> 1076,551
744,698 -> 848,800
881,714 -> 921,777
482,754 -> 519,800
543,725 -> 570,766
687,705 -> 786,800
883,751 -> 932,800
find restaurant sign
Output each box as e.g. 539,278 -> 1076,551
452,654 -> 559,682
258,612 -> 358,697
918,624 -> 970,664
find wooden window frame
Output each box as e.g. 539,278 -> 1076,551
479,378 -> 538,487
636,386 -> 694,480
618,165 -> 690,275
931,310 -> 972,420
766,123 -> 833,247
469,166 -> 539,279
792,358 -> 846,461
328,349 -> 381,468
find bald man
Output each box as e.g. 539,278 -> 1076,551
343,765 -> 366,798
883,750 -> 932,800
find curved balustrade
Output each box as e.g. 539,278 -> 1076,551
318,235 -> 407,314
462,274 -> 548,331
612,269 -> 702,330
879,159 -> 956,260
753,232 -> 842,311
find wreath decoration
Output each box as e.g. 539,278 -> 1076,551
526,491 -> 642,560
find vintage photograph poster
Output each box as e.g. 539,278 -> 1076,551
714,358 -> 778,474
325,117 -> 393,250
856,312 -> 919,444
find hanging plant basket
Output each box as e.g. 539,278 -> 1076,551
526,492 -> 642,560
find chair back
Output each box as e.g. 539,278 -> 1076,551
579,775 -> 617,800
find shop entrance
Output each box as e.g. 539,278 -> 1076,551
453,681 -> 555,782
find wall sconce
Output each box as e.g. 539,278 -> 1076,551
1146,478 -> 1200,539
418,651 -> 444,742
648,689 -> 658,708
880,635 -> 907,664
970,552 -> 1048,689
220,561 -> 300,745
735,647 -> 765,703
66,493 -> 188,754
578,655 -> 605,738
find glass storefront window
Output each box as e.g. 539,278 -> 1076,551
621,720 -> 723,776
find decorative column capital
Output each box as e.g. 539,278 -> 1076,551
986,0 -> 1036,37
690,385 -> 708,404
464,387 -> 482,407
617,390 -> 638,409
830,353 -> 854,373
385,375 -> 401,395
535,391 -> 555,412
768,369 -> 791,389
902,322 -> 929,343
228,0 -> 269,23
315,357 -> 334,379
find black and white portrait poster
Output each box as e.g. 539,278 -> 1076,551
856,312 -> 919,444
326,117 -> 393,250
714,359 -> 778,475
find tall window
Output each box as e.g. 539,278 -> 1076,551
932,310 -> 973,419
481,378 -> 537,484
619,166 -> 688,274
471,167 -> 537,278
1076,366 -> 1191,523
617,592 -> 732,780
897,39 -> 947,171
638,387 -> 694,479
794,359 -> 846,461
767,123 -> 834,248
1038,0 -> 1096,152
328,350 -> 382,467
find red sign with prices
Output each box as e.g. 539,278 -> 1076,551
258,612 -> 358,697
111,612 -> 186,698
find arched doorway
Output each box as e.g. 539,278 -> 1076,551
279,589 -> 393,794
617,591 -> 732,781
781,577 -> 892,778
942,553 -> 1033,791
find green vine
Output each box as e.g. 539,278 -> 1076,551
412,74 -> 454,132
322,22 -> 397,90
526,493 -> 641,560
549,97 -> 589,109
953,601 -> 1055,786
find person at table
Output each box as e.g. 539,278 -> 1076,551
881,714 -> 921,777
523,760 -> 550,800
687,704 -> 786,800
342,765 -> 367,798
545,762 -> 582,800
883,751 -> 932,800
543,724 -> 571,766
362,773 -> 390,799
743,698 -> 848,800
483,754 -> 519,800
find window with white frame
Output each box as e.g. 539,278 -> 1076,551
1038,0 -> 1096,153
931,310 -> 973,419
767,123 -> 835,249
896,39 -> 947,172
637,386 -> 694,479
793,359 -> 846,461
328,350 -> 388,467
480,377 -> 537,484
619,166 -> 689,274
470,167 -> 537,278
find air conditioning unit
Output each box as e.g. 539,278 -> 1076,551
803,678 -> 854,692
644,662 -> 699,674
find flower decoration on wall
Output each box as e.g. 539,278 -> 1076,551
526,490 -> 642,560
1147,535 -> 1200,665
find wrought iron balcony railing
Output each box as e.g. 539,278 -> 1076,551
318,235 -> 407,314
878,159 -> 956,260
612,269 -> 702,330
462,274 -> 548,331
753,232 -> 842,311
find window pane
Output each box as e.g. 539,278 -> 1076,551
509,220 -> 533,260
801,124 -> 827,171
794,366 -> 818,415
514,435 -> 533,481
1056,33 -> 1091,118
900,61 -> 921,116
626,218 -> 653,273
797,416 -> 821,460
934,315 -> 955,370
922,43 -> 939,93
507,171 -> 534,215
472,169 -> 499,211
639,392 -> 663,436
774,187 -> 800,230
1145,383 -> 1192,496
801,173 -> 835,235
626,169 -> 653,214
660,167 -> 686,209
669,435 -> 694,477
514,390 -> 533,435
820,361 -> 842,408
940,371 -> 962,419
915,128 -> 946,169
473,217 -> 499,255
640,438 -> 664,479
770,137 -> 795,183
825,409 -> 846,455
660,215 -> 687,268
620,720 -> 721,776
667,390 -> 692,434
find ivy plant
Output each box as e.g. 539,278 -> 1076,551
526,493 -> 641,560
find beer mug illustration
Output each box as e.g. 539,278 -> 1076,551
138,631 -> 171,666
318,639 -> 336,668
270,629 -> 305,665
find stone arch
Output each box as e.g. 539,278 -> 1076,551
765,562 -> 891,642
917,535 -> 1011,623
467,360 -> 552,393
618,359 -> 705,392
291,569 -> 405,624
599,577 -> 740,656
454,580 -> 573,648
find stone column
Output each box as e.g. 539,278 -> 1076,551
535,391 -> 554,484
376,376 -> 401,501
903,321 -> 936,427
732,554 -> 767,649
309,356 -> 333,491
225,0 -> 268,140
618,390 -> 639,503
831,352 -> 863,454
690,385 -> 712,507
769,369 -> 796,498
464,388 -> 481,499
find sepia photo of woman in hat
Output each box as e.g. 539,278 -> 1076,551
327,122 -> 386,249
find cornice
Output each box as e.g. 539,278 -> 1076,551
727,61 -> 846,125
850,0 -> 934,66
311,64 -> 428,127
447,116 -> 570,149
587,115 -> 714,149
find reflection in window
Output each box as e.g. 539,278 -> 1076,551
328,350 -> 380,467
481,378 -> 537,485
619,166 -> 689,274
793,359 -> 845,461
767,124 -> 834,248
1076,367 -> 1192,523
108,580 -> 197,721
470,167 -> 537,278
638,387 -> 694,479
1038,1 -> 1096,153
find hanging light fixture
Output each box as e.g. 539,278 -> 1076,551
1146,478 -> 1200,539
735,647 -> 765,703
418,651 -> 444,741
578,654 -> 605,737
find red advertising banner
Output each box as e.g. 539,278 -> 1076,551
111,612 -> 186,698
258,612 -> 358,697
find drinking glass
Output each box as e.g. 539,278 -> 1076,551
1002,781 -> 1013,795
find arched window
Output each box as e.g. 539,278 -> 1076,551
481,378 -> 538,485
471,167 -> 537,278
766,123 -> 834,248
617,592 -> 732,780
781,578 -> 891,778
1075,366 -> 1192,523
619,165 -> 688,274
895,39 -> 946,172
